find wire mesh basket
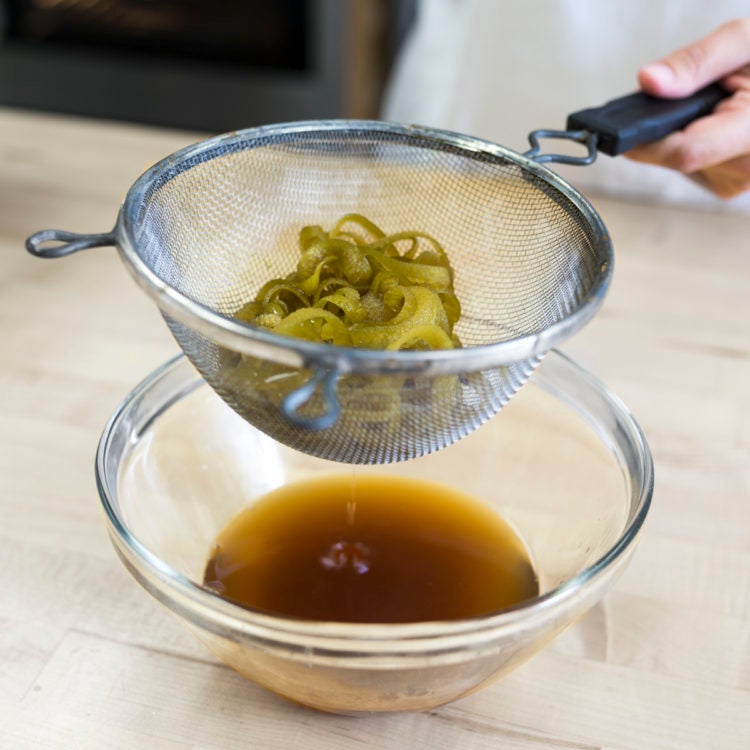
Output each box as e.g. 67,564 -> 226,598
26,121 -> 612,463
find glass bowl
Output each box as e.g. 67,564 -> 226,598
96,351 -> 653,713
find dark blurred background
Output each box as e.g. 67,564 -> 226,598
0,0 -> 415,132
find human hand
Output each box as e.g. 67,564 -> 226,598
625,19 -> 750,199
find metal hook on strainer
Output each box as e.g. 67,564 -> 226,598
26,85 -> 726,464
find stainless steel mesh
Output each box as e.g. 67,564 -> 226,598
118,121 -> 611,463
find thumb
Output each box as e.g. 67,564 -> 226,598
639,18 -> 750,98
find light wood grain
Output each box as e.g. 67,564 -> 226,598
1,108 -> 749,749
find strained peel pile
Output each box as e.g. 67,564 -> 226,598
234,213 -> 461,351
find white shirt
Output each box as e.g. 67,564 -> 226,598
383,0 -> 750,213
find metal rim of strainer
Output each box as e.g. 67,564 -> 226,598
113,119 -> 613,377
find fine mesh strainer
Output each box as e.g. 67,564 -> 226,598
26,87 -> 724,463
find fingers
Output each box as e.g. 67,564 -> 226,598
627,89 -> 750,171
629,18 -> 750,199
722,64 -> 750,92
638,18 -> 750,98
692,155 -> 750,199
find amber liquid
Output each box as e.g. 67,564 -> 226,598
203,474 -> 538,623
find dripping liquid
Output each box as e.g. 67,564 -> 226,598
203,474 -> 539,623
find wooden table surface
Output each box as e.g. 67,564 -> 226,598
1,108 -> 748,750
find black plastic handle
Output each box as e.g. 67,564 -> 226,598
566,83 -> 728,156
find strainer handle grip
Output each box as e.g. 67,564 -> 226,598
281,367 -> 341,431
527,84 -> 728,164
565,83 -> 728,156
26,229 -> 115,258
